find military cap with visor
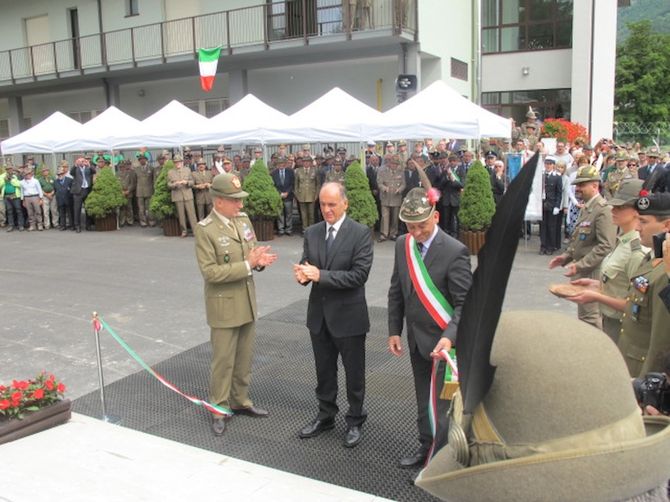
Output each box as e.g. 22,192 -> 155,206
210,173 -> 248,199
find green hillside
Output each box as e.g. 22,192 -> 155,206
618,0 -> 670,43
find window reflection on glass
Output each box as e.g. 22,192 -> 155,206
501,26 -> 521,52
482,89 -> 572,124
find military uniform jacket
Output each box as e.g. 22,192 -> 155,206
565,194 -> 616,275
542,171 -> 562,211
604,167 -> 633,199
118,169 -> 137,194
194,211 -> 258,329
325,169 -> 345,184
135,164 -> 154,198
618,255 -> 670,378
294,166 -> 319,202
377,166 -> 406,206
600,230 -> 647,320
167,166 -> 194,202
192,170 -> 214,205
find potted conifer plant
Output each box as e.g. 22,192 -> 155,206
149,160 -> 180,237
344,161 -> 378,229
241,160 -> 282,241
84,166 -> 125,231
458,160 -> 496,254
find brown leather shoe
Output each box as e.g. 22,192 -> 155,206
232,406 -> 269,418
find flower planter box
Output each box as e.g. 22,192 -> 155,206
459,229 -> 487,255
162,216 -> 181,237
95,213 -> 118,232
251,217 -> 275,242
0,399 -> 72,445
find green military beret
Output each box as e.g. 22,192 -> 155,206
636,191 -> 670,216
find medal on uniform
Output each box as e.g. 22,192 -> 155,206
217,235 -> 230,247
631,303 -> 640,322
632,275 -> 649,294
224,253 -> 230,263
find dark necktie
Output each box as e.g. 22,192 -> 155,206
417,241 -> 425,257
280,169 -> 285,185
326,226 -> 335,254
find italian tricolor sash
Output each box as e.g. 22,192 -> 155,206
405,235 -> 454,329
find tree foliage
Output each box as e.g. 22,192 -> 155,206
344,161 -> 378,228
242,160 -> 282,218
458,161 -> 495,231
84,167 -> 126,218
149,161 -> 176,219
615,20 -> 670,124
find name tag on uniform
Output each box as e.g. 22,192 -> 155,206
217,236 -> 231,247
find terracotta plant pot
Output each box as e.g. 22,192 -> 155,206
162,216 -> 181,237
251,217 -> 275,242
95,213 -> 117,231
459,229 -> 487,255
0,399 -> 72,445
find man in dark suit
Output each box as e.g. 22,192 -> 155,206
540,156 -> 563,254
293,182 -> 374,448
388,187 -> 472,468
437,154 -> 465,237
69,157 -> 96,232
271,157 -> 295,236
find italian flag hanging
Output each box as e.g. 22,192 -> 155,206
198,47 -> 221,92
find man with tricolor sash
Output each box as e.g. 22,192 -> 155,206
388,186 -> 472,468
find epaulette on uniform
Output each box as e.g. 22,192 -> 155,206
198,217 -> 213,227
630,237 -> 642,251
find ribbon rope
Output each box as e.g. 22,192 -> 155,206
93,314 -> 232,417
426,348 -> 459,465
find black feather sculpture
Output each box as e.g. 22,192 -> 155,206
457,152 -> 540,414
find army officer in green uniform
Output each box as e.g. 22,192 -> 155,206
568,191 -> 670,378
549,165 -> 616,328
194,172 -> 278,436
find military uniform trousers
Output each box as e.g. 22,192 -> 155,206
576,268 -> 602,329
209,321 -> 256,412
136,195 -> 154,226
299,202 -> 315,231
194,190 -> 212,221
175,199 -> 198,234
380,205 -> 400,239
119,194 -> 134,225
41,194 -> 58,229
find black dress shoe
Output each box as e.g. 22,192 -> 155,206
211,416 -> 227,436
299,417 -> 335,438
232,406 -> 269,418
343,425 -> 362,448
399,449 -> 428,468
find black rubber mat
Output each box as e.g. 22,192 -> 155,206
74,301 -> 440,502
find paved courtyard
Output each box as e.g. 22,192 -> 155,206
1,225 -> 574,400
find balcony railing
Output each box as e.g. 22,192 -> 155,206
0,0 -> 416,84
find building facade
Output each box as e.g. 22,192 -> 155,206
0,0 -> 617,148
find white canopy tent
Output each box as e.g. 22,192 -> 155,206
185,94 -> 289,145
262,87 -> 384,143
60,106 -> 144,152
139,100 -> 211,148
1,112 -> 84,154
366,80 -> 511,140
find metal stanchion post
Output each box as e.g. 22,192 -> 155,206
92,312 -> 121,424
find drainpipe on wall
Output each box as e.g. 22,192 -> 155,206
471,0 -> 481,105
97,0 -> 104,34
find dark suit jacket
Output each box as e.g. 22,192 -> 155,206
69,165 -> 95,195
271,167 -> 295,198
402,169 -> 421,198
301,216 -> 373,338
437,167 -> 464,207
642,164 -> 667,192
54,176 -> 73,205
388,229 -> 472,359
543,172 -> 563,211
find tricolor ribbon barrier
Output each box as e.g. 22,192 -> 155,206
91,313 -> 232,420
426,348 -> 459,465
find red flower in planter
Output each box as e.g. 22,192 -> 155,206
0,399 -> 10,410
12,380 -> 29,391
45,379 -> 54,391
57,383 -> 66,393
31,388 -> 45,400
